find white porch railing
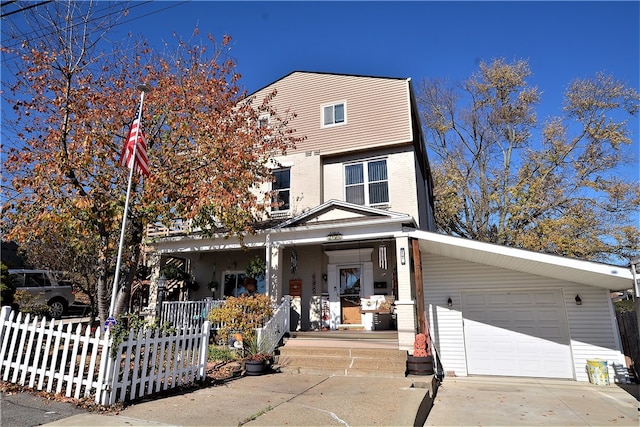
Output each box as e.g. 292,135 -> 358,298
0,306 -> 209,406
160,296 -> 291,352
257,295 -> 291,354
159,299 -> 223,330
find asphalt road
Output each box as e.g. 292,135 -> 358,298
0,390 -> 88,427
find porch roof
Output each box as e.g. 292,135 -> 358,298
277,199 -> 415,229
409,230 -> 633,291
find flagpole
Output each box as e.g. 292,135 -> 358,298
109,84 -> 151,322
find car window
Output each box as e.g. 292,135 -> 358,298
9,273 -> 26,288
25,272 -> 50,287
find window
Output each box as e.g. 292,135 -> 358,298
223,271 -> 265,297
272,168 -> 290,211
345,159 -> 389,206
258,115 -> 269,128
322,102 -> 346,127
339,266 -> 362,296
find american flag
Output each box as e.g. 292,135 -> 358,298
120,101 -> 149,176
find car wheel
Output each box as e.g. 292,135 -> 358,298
48,299 -> 66,319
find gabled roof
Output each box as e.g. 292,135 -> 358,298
276,199 -> 415,229
409,229 -> 633,291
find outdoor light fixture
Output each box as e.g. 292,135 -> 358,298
447,297 -> 453,307
400,248 -> 406,265
575,294 -> 582,305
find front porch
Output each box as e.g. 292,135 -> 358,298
146,201 -> 426,353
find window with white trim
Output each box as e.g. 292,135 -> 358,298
322,102 -> 346,127
272,168 -> 290,211
258,115 -> 269,128
344,159 -> 389,206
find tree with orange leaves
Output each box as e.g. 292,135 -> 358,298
2,2 -> 301,326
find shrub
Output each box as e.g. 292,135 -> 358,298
208,345 -> 237,363
207,294 -> 273,343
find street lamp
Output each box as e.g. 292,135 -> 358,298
156,274 -> 166,318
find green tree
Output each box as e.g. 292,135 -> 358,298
418,58 -> 639,263
2,2 -> 301,327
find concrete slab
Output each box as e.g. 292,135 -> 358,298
425,376 -> 640,426
43,373 -> 433,427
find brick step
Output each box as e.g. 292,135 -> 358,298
276,345 -> 408,378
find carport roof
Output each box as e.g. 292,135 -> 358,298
409,230 -> 633,291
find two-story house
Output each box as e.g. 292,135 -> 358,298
146,71 -> 633,382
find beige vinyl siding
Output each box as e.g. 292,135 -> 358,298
422,254 -> 624,380
249,72 -> 413,155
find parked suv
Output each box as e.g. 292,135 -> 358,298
7,269 -> 75,318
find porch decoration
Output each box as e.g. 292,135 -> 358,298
406,333 -> 434,375
379,243 -> 387,269
289,278 -> 302,296
208,264 -> 218,294
244,256 -> 266,295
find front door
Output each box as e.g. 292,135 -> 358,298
338,265 -> 362,325
326,253 -> 374,329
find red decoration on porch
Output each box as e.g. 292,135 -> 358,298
289,279 -> 302,297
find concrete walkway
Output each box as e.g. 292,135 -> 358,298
426,376 -> 639,426
43,373 -> 433,426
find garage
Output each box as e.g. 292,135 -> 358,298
462,289 -> 574,379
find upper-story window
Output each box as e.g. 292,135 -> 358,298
272,168 -> 291,211
322,101 -> 346,127
345,159 -> 389,206
258,115 -> 270,128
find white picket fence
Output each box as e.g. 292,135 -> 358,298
0,306 -> 210,406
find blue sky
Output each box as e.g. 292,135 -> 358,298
2,1 -> 639,175
112,0 -> 639,171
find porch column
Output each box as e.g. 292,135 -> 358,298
395,236 -> 416,351
267,241 -> 283,299
146,252 -> 162,323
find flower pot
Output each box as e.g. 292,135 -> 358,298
406,355 -> 434,375
244,360 -> 266,376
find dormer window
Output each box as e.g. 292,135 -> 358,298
322,101 -> 346,127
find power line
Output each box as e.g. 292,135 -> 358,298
2,1 -> 190,53
1,0 -> 52,18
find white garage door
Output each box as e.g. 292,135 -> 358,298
462,289 -> 573,379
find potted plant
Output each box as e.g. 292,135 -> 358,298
242,333 -> 274,376
207,279 -> 219,294
244,256 -> 266,295
406,333 -> 434,375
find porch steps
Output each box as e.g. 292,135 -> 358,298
275,331 -> 407,378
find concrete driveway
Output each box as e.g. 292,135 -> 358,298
425,376 -> 639,426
